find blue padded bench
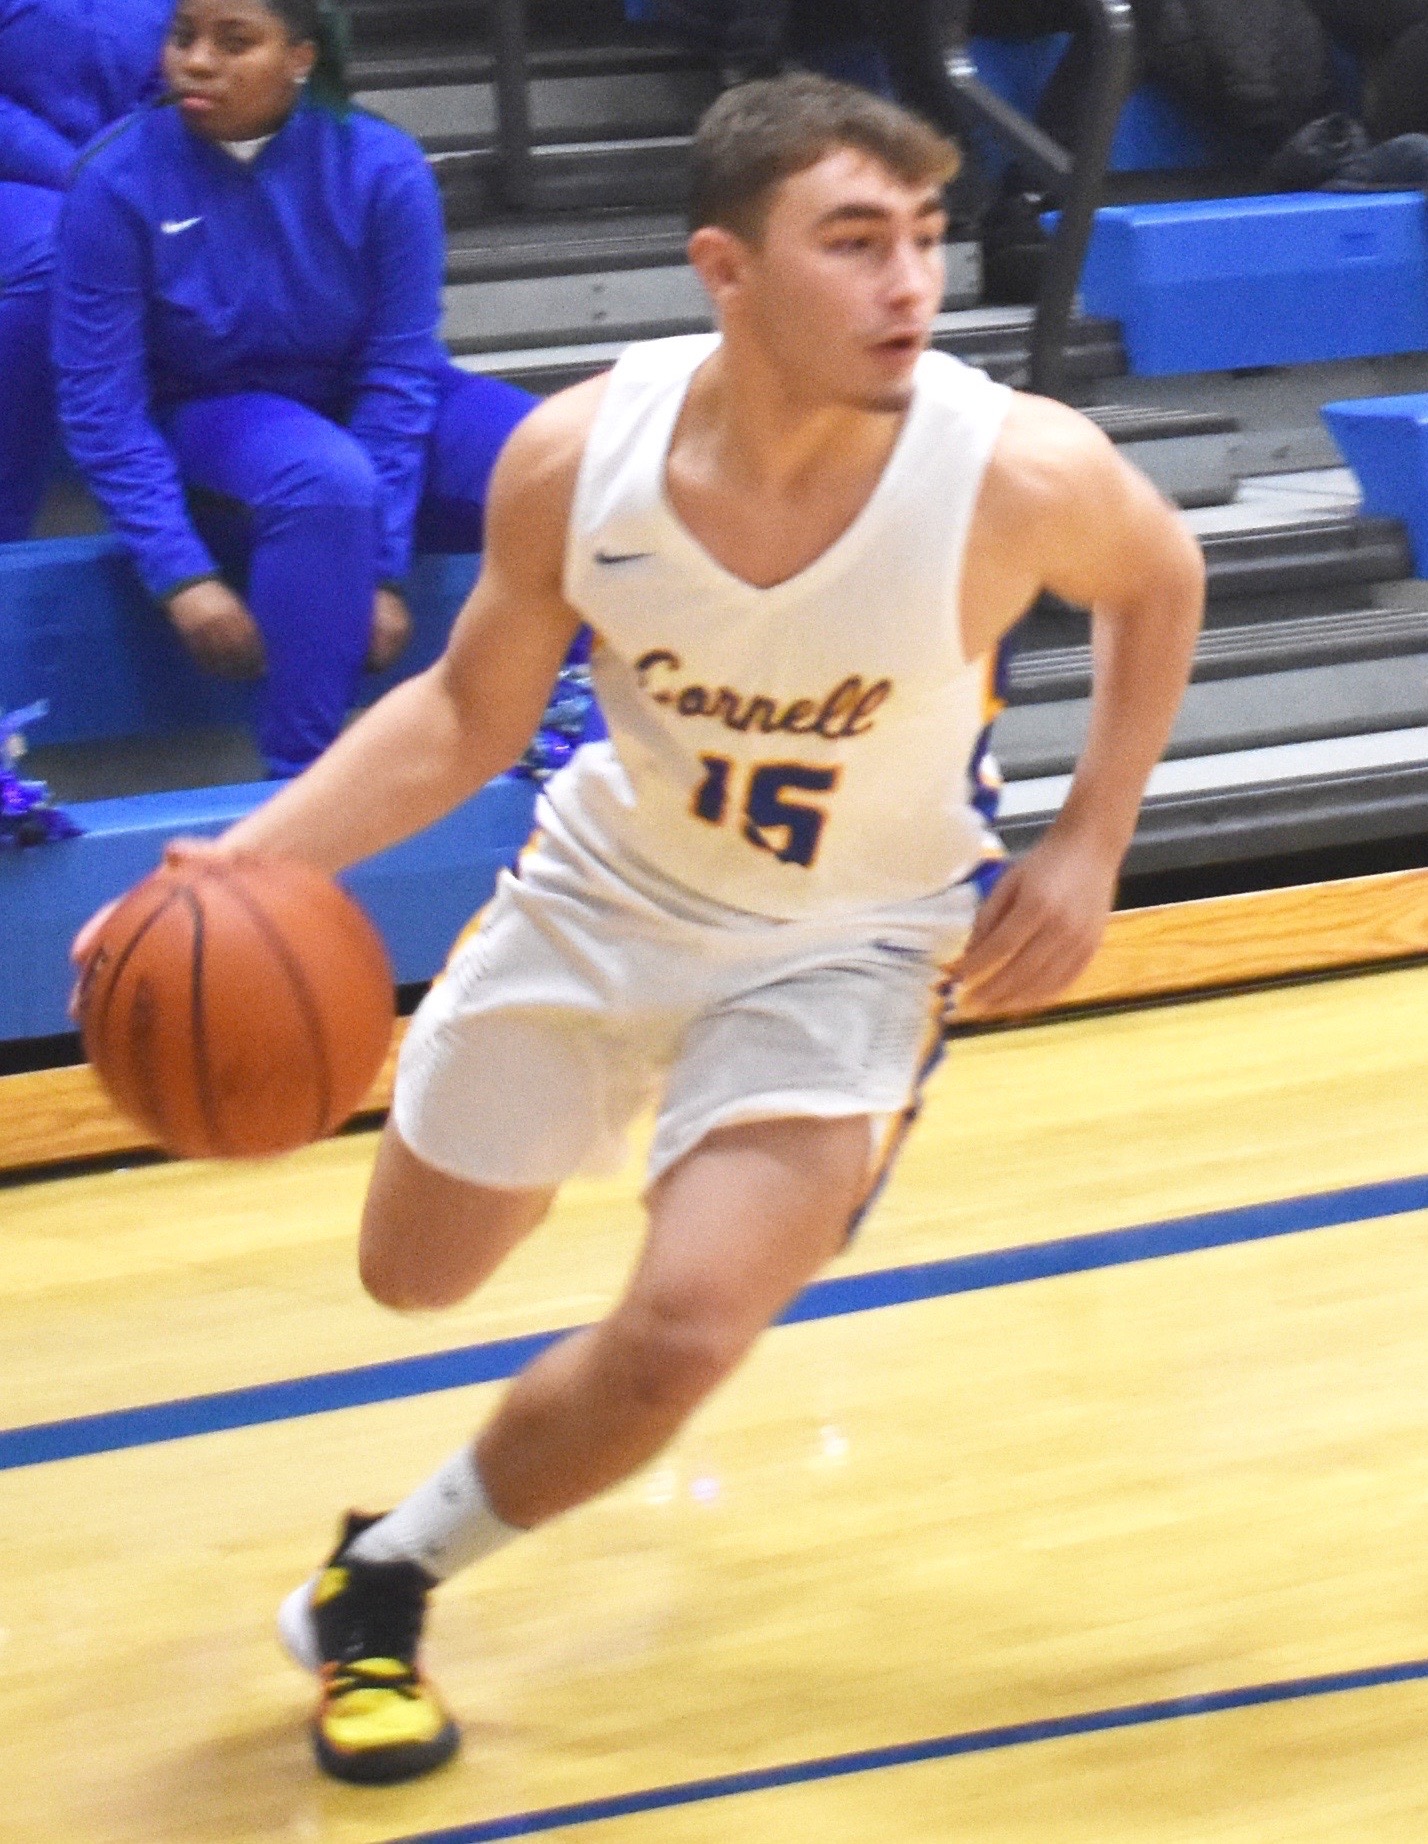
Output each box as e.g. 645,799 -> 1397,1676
0,773 -> 538,1041
0,533 -> 480,749
1077,193 -> 1428,376
1323,394 -> 1428,577
0,532 -> 540,1041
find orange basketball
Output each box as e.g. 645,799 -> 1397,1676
78,855 -> 396,1159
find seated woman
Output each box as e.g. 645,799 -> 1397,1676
53,0 -> 536,778
0,0 -> 171,539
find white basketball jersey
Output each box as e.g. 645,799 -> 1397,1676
542,333 -> 1013,923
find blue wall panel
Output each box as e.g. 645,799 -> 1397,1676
0,773 -> 537,1040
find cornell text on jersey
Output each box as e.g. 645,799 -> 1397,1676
635,649 -> 892,739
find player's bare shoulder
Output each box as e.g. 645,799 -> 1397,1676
962,392 -> 1203,660
480,372 -> 613,590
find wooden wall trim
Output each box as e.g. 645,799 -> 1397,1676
0,1024 -> 408,1179
3,868 -> 1427,1177
1046,866 -> 1428,1011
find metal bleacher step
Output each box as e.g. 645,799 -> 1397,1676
354,41 -> 714,147
444,242 -> 986,358
455,300 -> 1125,391
1082,404 -> 1241,510
1008,602 -> 1428,706
1002,727 -> 1428,878
445,211 -> 689,283
996,467 -> 1428,872
1085,350 -> 1428,482
351,1 -> 715,222
1001,645 -> 1428,780
346,0 -> 637,46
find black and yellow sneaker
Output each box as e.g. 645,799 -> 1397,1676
278,1513 -> 459,1785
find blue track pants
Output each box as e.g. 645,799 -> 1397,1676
0,182 -> 62,542
165,366 -> 535,776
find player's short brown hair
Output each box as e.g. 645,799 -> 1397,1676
689,73 -> 961,242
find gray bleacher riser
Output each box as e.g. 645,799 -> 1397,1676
998,476 -> 1428,870
998,652 -> 1428,780
356,64 -> 718,150
1085,351 -> 1428,480
346,0 -> 637,45
1117,433 -> 1237,511
442,244 -> 984,354
454,301 -> 1120,389
1003,762 -> 1428,877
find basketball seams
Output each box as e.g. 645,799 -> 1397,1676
209,867 -> 336,1137
179,885 -> 226,1158
86,859 -> 389,1157
85,885 -> 181,1081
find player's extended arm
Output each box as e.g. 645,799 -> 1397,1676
955,396 -> 1205,1015
211,386 -> 597,876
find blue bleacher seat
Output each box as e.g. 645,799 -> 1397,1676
966,36 -> 1228,175
0,537 -> 525,1041
1322,394 -> 1428,577
0,537 -> 479,750
1078,194 -> 1428,376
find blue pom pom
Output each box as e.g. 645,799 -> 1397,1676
0,703 -> 82,849
514,658 -> 599,785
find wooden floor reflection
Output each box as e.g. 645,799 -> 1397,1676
5,963 -> 1428,1843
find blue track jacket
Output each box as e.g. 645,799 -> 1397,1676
53,98 -> 448,597
0,0 -> 169,188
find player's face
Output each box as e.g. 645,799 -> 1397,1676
727,150 -> 948,413
165,0 -> 316,143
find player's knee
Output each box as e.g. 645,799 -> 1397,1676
608,1289 -> 749,1417
358,1243 -> 455,1312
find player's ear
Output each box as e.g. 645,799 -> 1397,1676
688,224 -> 754,311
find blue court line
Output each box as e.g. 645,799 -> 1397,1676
387,1656 -> 1428,1843
5,1171 -> 1428,1474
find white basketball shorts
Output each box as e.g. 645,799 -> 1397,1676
393,817 -> 991,1196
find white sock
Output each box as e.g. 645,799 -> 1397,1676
346,1448 -> 523,1581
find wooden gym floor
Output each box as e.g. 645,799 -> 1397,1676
4,953 -> 1428,1842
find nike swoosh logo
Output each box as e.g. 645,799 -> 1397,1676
161,217 -> 203,235
595,550 -> 653,566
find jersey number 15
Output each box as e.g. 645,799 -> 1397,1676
693,755 -> 840,869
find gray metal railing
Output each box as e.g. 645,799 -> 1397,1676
874,0 -> 1136,399
486,0 -> 1136,398
490,0 -> 535,210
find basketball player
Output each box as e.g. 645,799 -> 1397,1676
112,75 -> 1206,1781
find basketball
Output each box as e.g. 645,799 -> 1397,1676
77,855 -> 396,1160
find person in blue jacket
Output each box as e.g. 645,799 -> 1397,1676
0,0 -> 171,539
53,0 -> 537,777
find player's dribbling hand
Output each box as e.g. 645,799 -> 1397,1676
68,838 -> 245,1020
69,901 -> 118,1021
950,832 -> 1119,1018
